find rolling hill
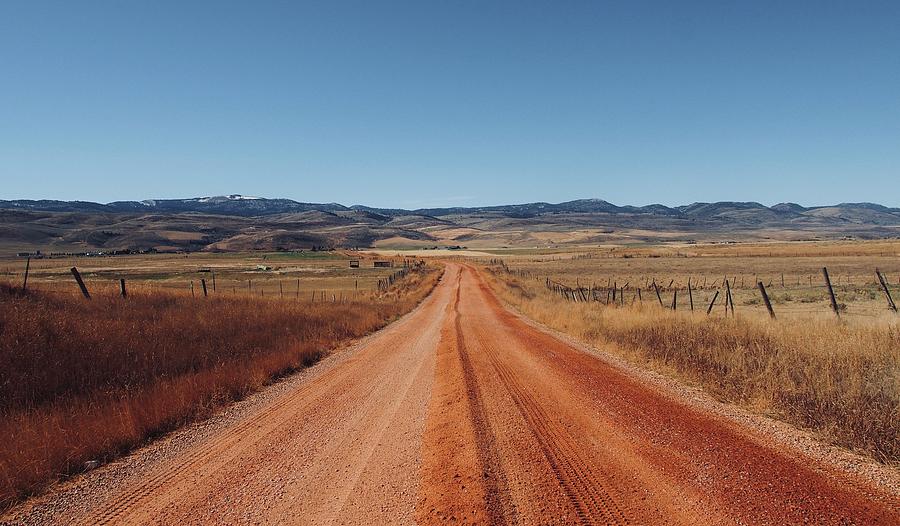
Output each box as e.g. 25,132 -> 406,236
2,195 -> 899,252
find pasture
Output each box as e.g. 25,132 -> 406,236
1,250 -> 416,301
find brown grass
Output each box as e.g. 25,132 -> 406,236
484,267 -> 900,464
0,267 -> 440,509
475,241 -> 900,321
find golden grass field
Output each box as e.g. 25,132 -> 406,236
476,240 -> 900,464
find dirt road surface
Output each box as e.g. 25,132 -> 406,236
4,264 -> 898,525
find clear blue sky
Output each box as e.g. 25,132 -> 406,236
2,1 -> 899,208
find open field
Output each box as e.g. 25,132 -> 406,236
479,240 -> 900,464
0,264 -> 440,510
0,251 -> 418,301
5,263 -> 897,525
472,240 -> 900,322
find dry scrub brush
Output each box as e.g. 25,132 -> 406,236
485,270 -> 900,464
0,268 -> 439,509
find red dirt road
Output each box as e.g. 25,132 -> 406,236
5,264 -> 898,525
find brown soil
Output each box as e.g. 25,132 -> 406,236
4,263 -> 898,525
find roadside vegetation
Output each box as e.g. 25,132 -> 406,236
0,266 -> 440,509
484,267 -> 900,465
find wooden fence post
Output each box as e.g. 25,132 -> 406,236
671,289 -> 677,310
120,278 -> 127,298
757,281 -> 775,319
724,279 -> 734,316
22,257 -> 30,291
687,278 -> 694,311
201,278 -> 208,297
191,281 -> 195,298
653,282 -> 663,307
70,267 -> 91,299
875,269 -> 897,312
212,273 -> 216,292
706,290 -> 719,315
280,281 -> 284,298
822,267 -> 840,317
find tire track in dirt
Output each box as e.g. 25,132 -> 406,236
451,279 -> 515,525
479,341 -> 630,525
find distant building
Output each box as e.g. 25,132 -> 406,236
373,261 -> 392,268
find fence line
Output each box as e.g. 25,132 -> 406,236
488,260 -> 900,320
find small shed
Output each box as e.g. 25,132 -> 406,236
373,261 -> 392,268
349,260 -> 360,268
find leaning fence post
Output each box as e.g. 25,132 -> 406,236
201,278 -> 208,297
706,290 -> 719,315
22,257 -> 31,291
653,282 -> 663,307
120,278 -> 127,298
70,267 -> 91,299
822,267 -> 840,317
687,278 -> 694,311
757,281 -> 775,319
724,279 -> 735,316
875,269 -> 897,312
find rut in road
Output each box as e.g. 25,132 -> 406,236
5,263 -> 898,526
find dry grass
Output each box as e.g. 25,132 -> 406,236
0,251 -> 420,300
0,267 -> 440,509
484,267 -> 900,464
475,240 -> 900,321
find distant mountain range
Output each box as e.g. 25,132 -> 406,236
4,194 -> 900,219
2,195 -> 899,252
